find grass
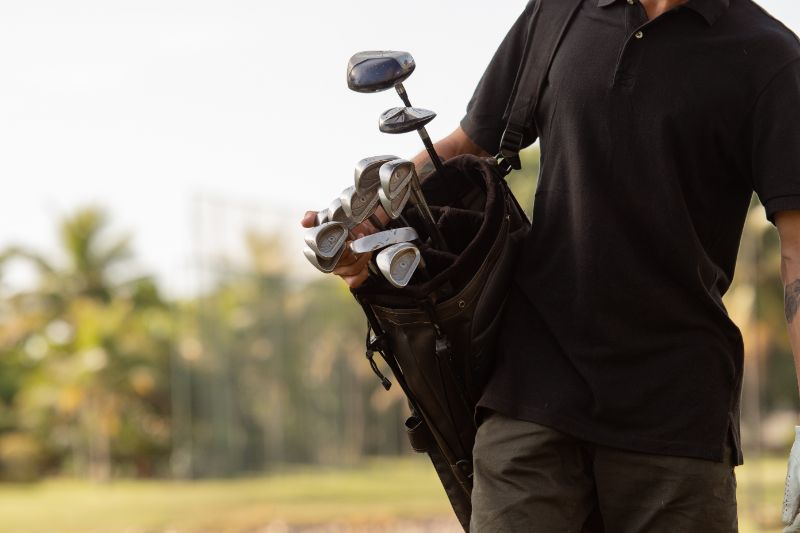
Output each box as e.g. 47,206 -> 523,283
0,455 -> 789,533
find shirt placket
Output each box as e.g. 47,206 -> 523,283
612,0 -> 658,92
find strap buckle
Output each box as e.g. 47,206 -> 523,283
497,125 -> 524,173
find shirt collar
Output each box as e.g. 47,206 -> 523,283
596,0 -> 730,26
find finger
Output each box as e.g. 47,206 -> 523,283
335,248 -> 359,268
343,269 -> 370,289
333,252 -> 371,277
301,211 -> 318,228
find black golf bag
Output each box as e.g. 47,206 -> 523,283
350,1 -> 585,529
351,154 -> 529,530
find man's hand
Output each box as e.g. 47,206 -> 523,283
301,210 -> 377,289
784,427 -> 800,531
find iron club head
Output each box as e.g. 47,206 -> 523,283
340,185 -> 380,225
354,155 -> 398,192
376,242 -> 423,288
346,51 -> 415,93
303,244 -> 346,274
315,209 -> 330,226
379,159 -> 416,200
379,107 -> 436,135
304,221 -> 348,259
349,227 -> 419,254
378,183 -> 412,220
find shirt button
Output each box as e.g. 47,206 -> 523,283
635,30 -> 644,39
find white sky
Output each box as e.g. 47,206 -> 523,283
1,0 -> 799,294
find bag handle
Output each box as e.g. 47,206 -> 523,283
497,0 -> 584,174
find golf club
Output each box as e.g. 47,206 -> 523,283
354,155 -> 399,192
347,51 -> 446,175
380,159 -> 448,252
340,185 -> 383,229
303,243 -> 346,274
304,221 -> 348,260
315,209 -> 330,226
378,107 -> 444,175
350,227 -> 419,254
376,242 -> 426,288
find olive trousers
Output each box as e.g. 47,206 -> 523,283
470,411 -> 738,533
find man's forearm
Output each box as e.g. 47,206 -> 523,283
782,254 -> 800,393
412,126 -> 490,180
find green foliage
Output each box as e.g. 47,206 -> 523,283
0,191 -> 795,484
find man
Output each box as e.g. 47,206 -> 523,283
302,0 -> 800,530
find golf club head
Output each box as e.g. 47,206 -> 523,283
350,227 -> 419,254
347,51 -> 415,93
328,198 -> 355,229
304,221 -> 348,259
303,244 -> 345,274
379,159 -> 416,199
354,155 -> 398,192
340,185 -> 380,225
379,107 -> 436,134
378,183 -> 412,219
315,209 -> 330,226
376,242 -> 422,288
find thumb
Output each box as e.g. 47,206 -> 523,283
301,211 -> 318,228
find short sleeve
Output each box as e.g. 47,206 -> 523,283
460,1 -> 539,155
751,58 -> 800,224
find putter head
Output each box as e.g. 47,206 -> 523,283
303,244 -> 345,274
315,209 -> 330,226
340,185 -> 380,225
379,107 -> 436,134
378,183 -> 412,219
304,221 -> 348,259
379,159 -> 416,199
350,227 -> 419,254
347,51 -> 415,93
376,242 -> 422,288
354,155 -> 398,192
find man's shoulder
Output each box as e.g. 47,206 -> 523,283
730,1 -> 800,60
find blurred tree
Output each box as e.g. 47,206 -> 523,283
0,207 -> 173,480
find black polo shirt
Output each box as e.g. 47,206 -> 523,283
461,0 -> 800,464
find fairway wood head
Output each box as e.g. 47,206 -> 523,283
304,221 -> 348,259
340,185 -> 380,225
354,155 -> 398,192
379,107 -> 436,134
376,242 -> 422,288
378,183 -> 412,219
347,51 -> 415,93
350,227 -> 419,254
379,159 -> 415,199
315,209 -> 330,226
303,244 -> 346,273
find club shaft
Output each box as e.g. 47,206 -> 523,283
394,84 -> 446,176
395,83 -> 412,107
416,126 -> 446,176
410,175 -> 449,252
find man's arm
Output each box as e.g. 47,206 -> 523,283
411,126 -> 490,181
776,210 -> 800,390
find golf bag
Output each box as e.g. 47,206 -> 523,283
351,1 -> 585,529
352,154 -> 529,530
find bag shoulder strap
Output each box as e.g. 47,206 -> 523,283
497,0 -> 584,173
